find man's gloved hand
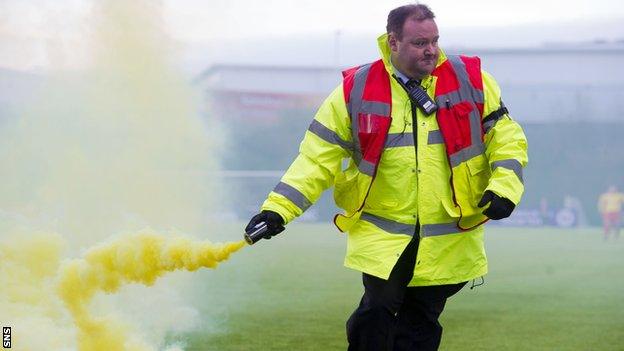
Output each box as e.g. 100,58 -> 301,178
478,190 -> 515,220
245,210 -> 285,240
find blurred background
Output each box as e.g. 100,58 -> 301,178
1,0 -> 623,350
2,0 -> 624,226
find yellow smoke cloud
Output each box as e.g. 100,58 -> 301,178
56,232 -> 246,351
0,231 -> 245,350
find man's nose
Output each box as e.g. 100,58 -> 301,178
423,44 -> 433,55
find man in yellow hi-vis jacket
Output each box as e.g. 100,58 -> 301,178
246,4 -> 528,350
598,185 -> 624,241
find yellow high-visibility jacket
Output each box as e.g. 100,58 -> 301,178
261,34 -> 528,286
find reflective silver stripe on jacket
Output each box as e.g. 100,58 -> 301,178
360,212 -> 415,236
385,133 -> 413,148
360,212 -> 476,237
435,90 -> 484,108
427,130 -> 444,145
384,130 -> 443,147
421,222 -> 461,237
307,119 -> 354,152
358,160 -> 376,177
491,159 -> 523,183
449,144 -> 486,168
361,101 -> 391,116
273,182 -> 312,211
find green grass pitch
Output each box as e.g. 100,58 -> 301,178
179,224 -> 624,350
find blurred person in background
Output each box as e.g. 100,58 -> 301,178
246,3 -> 527,350
539,197 -> 555,225
563,194 -> 588,227
597,185 -> 624,241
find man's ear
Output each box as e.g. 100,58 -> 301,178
388,32 -> 399,52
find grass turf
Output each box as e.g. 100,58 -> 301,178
179,224 -> 624,350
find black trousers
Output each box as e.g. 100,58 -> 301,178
346,237 -> 466,351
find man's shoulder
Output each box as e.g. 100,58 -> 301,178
342,59 -> 385,78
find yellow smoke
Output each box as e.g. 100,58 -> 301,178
0,1 -> 234,349
1,230 -> 246,350
56,232 -> 245,351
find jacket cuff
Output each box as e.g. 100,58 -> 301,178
260,193 -> 301,225
486,169 -> 524,205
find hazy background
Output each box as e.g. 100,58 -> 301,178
2,0 -> 624,72
1,1 -> 623,350
3,0 -> 622,222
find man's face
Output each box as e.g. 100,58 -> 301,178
389,18 -> 439,79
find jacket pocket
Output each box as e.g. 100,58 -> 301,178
334,167 -> 361,212
438,102 -> 474,154
466,154 -> 491,206
357,113 -> 391,165
440,196 -> 461,218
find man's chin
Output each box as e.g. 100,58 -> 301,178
417,67 -> 435,77
417,63 -> 436,75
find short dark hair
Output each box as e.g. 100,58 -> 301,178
386,4 -> 435,40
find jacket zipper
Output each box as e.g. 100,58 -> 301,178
410,101 -> 421,240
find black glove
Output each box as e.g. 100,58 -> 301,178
245,210 -> 285,240
478,190 -> 515,220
